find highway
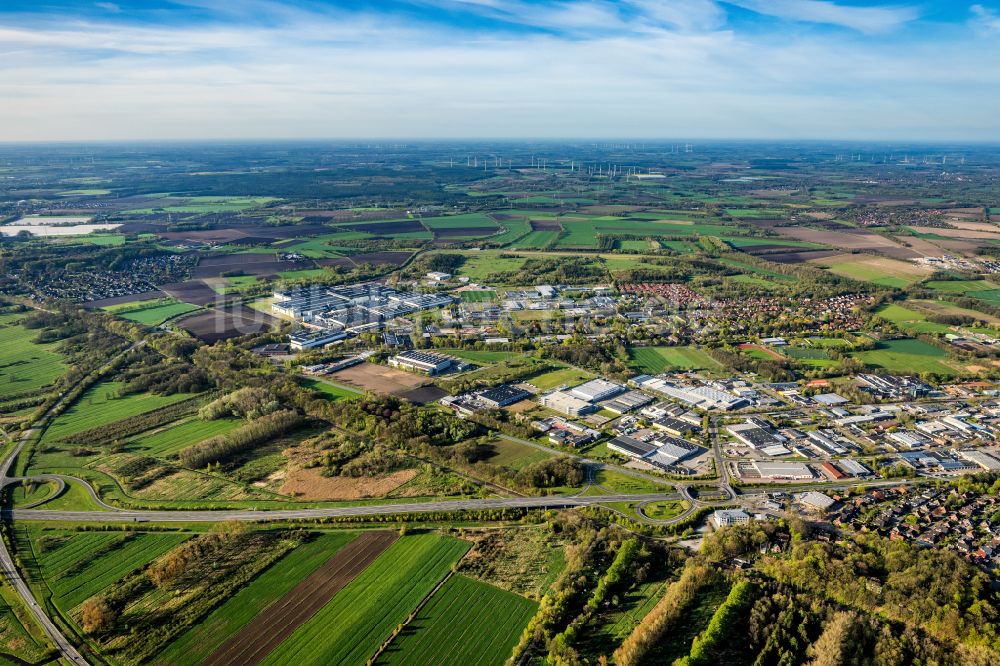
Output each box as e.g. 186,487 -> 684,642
0,342 -> 144,666
12,492 -> 686,523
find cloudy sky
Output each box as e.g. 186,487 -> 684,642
1,0 -> 998,141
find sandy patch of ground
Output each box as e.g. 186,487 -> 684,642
332,362 -> 427,394
505,399 -> 537,414
280,466 -> 417,500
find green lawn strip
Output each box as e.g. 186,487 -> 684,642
376,574 -> 537,666
262,534 -> 470,666
299,377 -> 362,400
127,417 -> 244,457
156,532 -> 356,665
38,382 -> 195,444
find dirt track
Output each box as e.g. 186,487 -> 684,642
202,530 -> 399,666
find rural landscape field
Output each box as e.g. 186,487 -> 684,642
1,0 -> 1000,665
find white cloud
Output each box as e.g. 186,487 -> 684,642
0,3 -> 995,140
727,0 -> 920,34
95,2 -> 121,12
971,4 -> 1000,32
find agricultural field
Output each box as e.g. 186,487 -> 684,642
23,528 -> 188,612
0,313 -> 67,401
116,300 -> 201,325
156,531 -> 357,665
39,382 -> 195,445
875,303 -> 954,335
814,254 -> 931,287
628,346 -> 721,374
262,533 -> 470,666
376,574 -> 537,666
510,230 -> 559,248
851,339 -> 959,376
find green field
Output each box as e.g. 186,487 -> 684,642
459,290 -> 499,302
300,377 -> 361,401
628,346 -> 721,373
490,216 -> 532,245
118,301 -> 201,325
156,532 -> 356,665
0,313 -> 67,400
263,534 -> 470,666
875,303 -> 953,335
128,417 -> 243,457
376,574 -> 537,666
455,252 -> 530,281
852,339 -> 957,376
486,439 -> 554,469
511,230 -> 559,248
278,268 -> 329,281
966,289 -> 1000,307
528,367 -> 595,391
924,279 -> 999,293
40,381 -> 195,444
421,213 -> 499,232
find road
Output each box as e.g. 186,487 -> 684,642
12,492 -> 686,523
0,341 -> 143,666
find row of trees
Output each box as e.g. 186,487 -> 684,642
179,408 -> 302,468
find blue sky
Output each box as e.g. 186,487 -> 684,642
1,1 -> 998,141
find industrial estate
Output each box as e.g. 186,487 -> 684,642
0,140 -> 998,665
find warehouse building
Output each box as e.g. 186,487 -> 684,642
752,461 -> 815,480
569,379 -> 626,403
540,390 -> 595,417
288,328 -> 349,351
389,350 -> 456,375
478,384 -> 532,408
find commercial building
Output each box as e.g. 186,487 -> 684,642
389,350 -> 456,375
798,491 -> 836,511
274,283 -> 454,331
427,271 -> 451,281
569,379 -> 626,403
540,391 -> 595,417
633,376 -> 749,411
288,328 -> 349,351
711,509 -> 750,528
478,384 -> 532,408
752,461 -> 814,480
602,391 -> 654,414
959,449 -> 1000,471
